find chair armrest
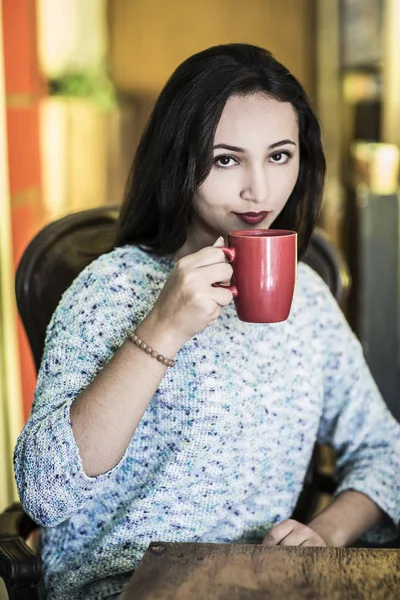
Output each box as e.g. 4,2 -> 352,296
0,503 -> 38,540
0,503 -> 41,598
291,446 -> 338,523
314,473 -> 337,496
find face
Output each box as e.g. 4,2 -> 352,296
187,93 -> 300,252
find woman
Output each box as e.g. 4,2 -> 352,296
14,44 -> 400,600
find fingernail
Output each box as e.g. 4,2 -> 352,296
213,236 -> 224,247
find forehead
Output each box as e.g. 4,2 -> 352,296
214,93 -> 299,145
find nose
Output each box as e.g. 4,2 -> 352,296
240,164 -> 269,204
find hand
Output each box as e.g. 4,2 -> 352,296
150,237 -> 234,346
262,519 -> 328,547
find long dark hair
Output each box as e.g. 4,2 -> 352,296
115,43 -> 326,257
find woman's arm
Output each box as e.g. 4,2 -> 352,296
263,490 -> 384,547
308,490 -> 385,546
71,242 -> 232,476
14,244 -> 233,525
264,266 -> 399,548
304,266 -> 400,544
69,312 -> 181,477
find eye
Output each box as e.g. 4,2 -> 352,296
214,155 -> 238,168
269,151 -> 292,164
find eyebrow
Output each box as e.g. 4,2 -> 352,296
213,140 -> 297,152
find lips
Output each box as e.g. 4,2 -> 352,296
234,211 -> 269,225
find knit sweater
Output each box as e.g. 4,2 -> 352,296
14,245 -> 400,600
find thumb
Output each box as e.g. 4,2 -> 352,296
213,236 -> 225,247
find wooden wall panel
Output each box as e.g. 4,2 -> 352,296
108,0 -> 316,99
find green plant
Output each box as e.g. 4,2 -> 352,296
48,69 -> 117,110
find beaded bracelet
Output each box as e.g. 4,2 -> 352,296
127,331 -> 175,368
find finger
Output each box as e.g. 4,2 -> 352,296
278,525 -> 326,547
300,536 -> 327,547
189,246 -> 228,268
262,520 -> 298,546
202,262 -> 233,285
277,530 -> 311,546
278,524 -> 324,547
210,286 -> 234,307
213,236 -> 225,247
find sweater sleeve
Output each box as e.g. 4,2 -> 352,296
307,268 -> 400,543
13,252 -> 146,526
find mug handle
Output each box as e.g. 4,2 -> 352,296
213,246 -> 238,297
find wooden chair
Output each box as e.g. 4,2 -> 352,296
0,206 -> 350,599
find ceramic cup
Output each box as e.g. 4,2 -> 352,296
217,229 -> 297,323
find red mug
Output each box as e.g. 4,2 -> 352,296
219,229 -> 297,323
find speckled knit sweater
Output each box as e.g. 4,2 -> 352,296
14,245 -> 400,599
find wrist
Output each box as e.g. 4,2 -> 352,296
308,491 -> 385,548
134,310 -> 186,358
308,515 -> 345,547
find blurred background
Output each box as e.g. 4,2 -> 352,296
1,0 -> 400,509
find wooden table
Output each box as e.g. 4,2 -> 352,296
120,542 -> 400,599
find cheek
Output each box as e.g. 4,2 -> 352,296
284,171 -> 299,195
195,172 -> 236,210
276,163 -> 299,199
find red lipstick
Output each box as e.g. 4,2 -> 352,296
234,211 -> 269,225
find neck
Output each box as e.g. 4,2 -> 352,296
172,222 -> 225,262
